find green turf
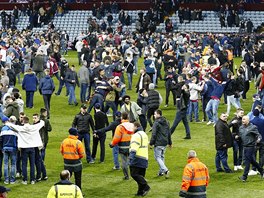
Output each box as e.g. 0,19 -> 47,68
5,51 -> 264,198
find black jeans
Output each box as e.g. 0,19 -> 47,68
92,135 -> 106,162
147,107 -> 158,127
242,80 -> 250,99
43,94 -> 51,117
130,166 -> 149,195
170,109 -> 190,137
69,170 -> 82,190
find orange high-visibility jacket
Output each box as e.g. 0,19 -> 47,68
181,157 -> 209,197
111,120 -> 134,154
60,135 -> 85,160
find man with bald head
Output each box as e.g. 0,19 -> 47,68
47,170 -> 83,198
238,115 -> 264,182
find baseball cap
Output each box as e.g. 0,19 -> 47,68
253,94 -> 260,98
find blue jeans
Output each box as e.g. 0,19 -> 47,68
80,83 -> 88,103
120,153 -> 129,178
104,101 -> 117,120
127,73 -> 133,90
227,95 -> 240,115
3,150 -> 17,182
35,147 -> 47,179
21,148 -> 35,182
56,78 -> 69,96
170,109 -> 190,137
88,93 -> 104,113
26,91 -> 34,108
78,133 -> 91,162
242,147 -> 263,179
68,85 -> 77,104
205,99 -> 220,123
188,101 -> 199,121
233,140 -> 243,166
113,145 -> 120,168
215,149 -> 231,172
154,146 -> 168,174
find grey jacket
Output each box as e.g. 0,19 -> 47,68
239,123 -> 262,147
78,65 -> 90,85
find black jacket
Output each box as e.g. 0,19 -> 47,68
215,119 -> 233,150
72,112 -> 94,133
147,90 -> 160,109
239,123 -> 261,147
94,111 -> 109,131
150,116 -> 172,146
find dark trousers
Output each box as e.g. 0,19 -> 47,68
78,133 -> 91,162
92,135 -> 106,162
242,80 -> 250,99
165,88 -> 176,105
16,150 -> 21,174
215,148 -> 231,172
0,152 -> 3,179
242,147 -> 263,179
130,166 -> 149,195
26,91 -> 34,108
147,107 -> 158,127
56,78 -> 69,96
21,148 -> 35,182
233,140 -> 243,166
139,114 -> 147,131
69,170 -> 82,190
35,147 -> 47,179
43,94 -> 51,117
170,109 -> 190,137
252,143 -> 264,171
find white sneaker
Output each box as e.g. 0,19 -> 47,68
237,165 -> 244,170
207,121 -> 213,125
234,166 -> 238,171
248,170 -> 258,176
16,172 -> 20,178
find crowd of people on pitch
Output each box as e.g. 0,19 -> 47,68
0,9 -> 264,196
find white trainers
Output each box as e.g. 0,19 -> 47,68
207,121 -> 213,125
16,172 -> 20,178
237,165 -> 244,170
234,166 -> 238,171
248,170 -> 258,176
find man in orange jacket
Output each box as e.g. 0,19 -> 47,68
60,128 -> 85,190
110,112 -> 134,180
179,150 -> 209,198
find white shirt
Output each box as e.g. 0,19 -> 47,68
7,121 -> 44,149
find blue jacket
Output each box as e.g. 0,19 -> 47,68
210,78 -> 226,99
22,72 -> 38,91
144,59 -> 155,74
39,75 -> 55,95
251,117 -> 264,143
0,125 -> 18,151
